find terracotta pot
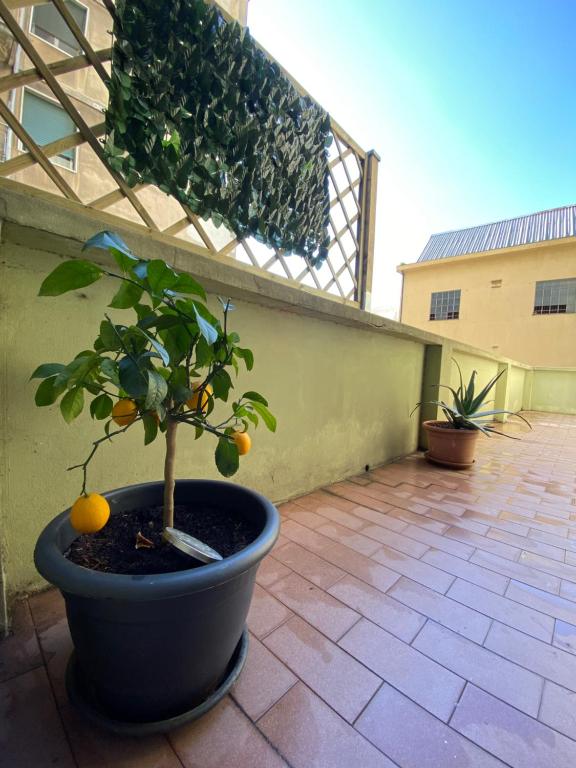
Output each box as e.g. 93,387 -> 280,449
423,420 -> 479,468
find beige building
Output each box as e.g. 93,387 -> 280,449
398,205 -> 576,367
0,0 -> 248,236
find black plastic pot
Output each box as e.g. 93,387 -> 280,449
34,480 -> 279,731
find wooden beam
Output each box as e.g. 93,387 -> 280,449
0,49 -> 111,94
0,98 -> 81,201
357,150 -> 380,309
0,0 -> 159,230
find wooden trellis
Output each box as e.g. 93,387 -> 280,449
0,0 -> 378,305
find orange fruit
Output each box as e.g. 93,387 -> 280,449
112,398 -> 138,426
186,382 -> 213,413
70,493 -> 110,534
232,431 -> 251,456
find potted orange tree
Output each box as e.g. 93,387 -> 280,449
32,231 -> 278,734
414,362 -> 530,469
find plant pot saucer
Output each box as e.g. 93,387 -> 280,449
65,628 -> 249,735
424,451 -> 475,471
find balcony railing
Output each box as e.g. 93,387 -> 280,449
0,0 -> 379,306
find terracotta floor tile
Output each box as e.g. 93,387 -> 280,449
487,528 -> 565,561
505,579 -> 576,624
263,616 -> 380,723
258,682 -> 394,768
293,497 -> 367,531
320,541 -> 401,593
360,524 -> 430,558
282,506 -> 326,530
372,545 -> 455,593
272,541 -> 346,589
451,684 -> 576,768
347,502 -> 411,532
469,550 -> 561,593
560,579 -> 576,601
231,634 -> 296,720
328,574 -> 426,642
170,696 -> 288,768
553,619 -> 576,655
255,555 -> 292,588
280,519 -> 335,554
447,578 -> 554,641
246,584 -> 293,639
0,667 -> 75,768
0,599 -> 42,683
28,588 -> 66,632
445,526 -> 521,560
413,621 -> 543,716
539,681 -> 576,740
61,704 -> 180,768
339,618 -> 464,721
266,572 -> 360,640
403,523 -> 475,558
388,576 -> 491,643
386,505 -> 449,534
530,529 -> 576,554
518,549 -> 576,583
315,521 -> 382,557
485,621 -> 576,691
356,683 -> 507,768
37,613 -> 73,706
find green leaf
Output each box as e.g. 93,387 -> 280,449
243,390 -> 268,406
212,368 -> 233,401
249,401 -> 276,431
171,273 -> 206,300
147,260 -> 179,294
30,363 -> 66,380
39,260 -> 103,296
142,412 -> 159,445
90,393 -> 113,420
83,231 -> 134,260
100,358 -> 120,386
35,376 -> 67,406
215,436 -> 239,477
109,280 -> 143,309
60,387 -> 84,423
192,303 -> 218,344
118,356 -> 148,397
235,347 -> 254,371
99,320 -> 122,350
136,328 -> 170,365
145,369 -> 168,410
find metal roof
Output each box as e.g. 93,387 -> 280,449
418,204 -> 576,263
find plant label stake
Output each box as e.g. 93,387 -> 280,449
163,527 -> 222,563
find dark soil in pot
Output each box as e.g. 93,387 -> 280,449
67,503 -> 260,574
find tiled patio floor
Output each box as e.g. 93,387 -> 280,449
2,412 -> 576,767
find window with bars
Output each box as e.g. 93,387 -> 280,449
30,1 -> 87,57
21,90 -> 77,170
534,278 -> 576,315
429,289 -> 461,320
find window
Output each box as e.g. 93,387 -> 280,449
429,289 -> 461,320
534,278 -> 576,315
30,1 -> 87,57
21,90 -> 77,170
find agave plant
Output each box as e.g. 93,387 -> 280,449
413,360 -> 531,437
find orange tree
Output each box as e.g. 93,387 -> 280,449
32,231 -> 275,530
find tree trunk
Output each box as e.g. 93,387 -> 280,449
163,417 -> 178,529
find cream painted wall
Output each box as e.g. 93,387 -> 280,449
399,239 -> 576,367
508,366 -> 526,414
528,369 -> 576,414
0,233 -> 424,598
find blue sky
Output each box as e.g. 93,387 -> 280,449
248,0 -> 576,315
